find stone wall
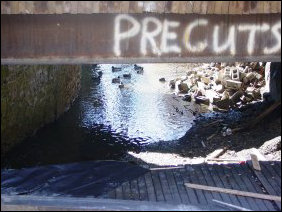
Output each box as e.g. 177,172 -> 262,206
1,65 -> 81,154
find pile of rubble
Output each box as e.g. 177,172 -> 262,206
166,62 -> 267,112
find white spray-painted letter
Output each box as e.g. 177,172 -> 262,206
183,19 -> 208,53
141,17 -> 163,55
213,25 -> 236,55
114,14 -> 141,56
160,19 -> 181,54
264,21 -> 281,54
238,23 -> 270,55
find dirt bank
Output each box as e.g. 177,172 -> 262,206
124,95 -> 281,167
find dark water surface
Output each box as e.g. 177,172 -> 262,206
3,64 -> 202,169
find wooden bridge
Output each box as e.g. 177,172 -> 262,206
1,1 -> 281,64
99,161 -> 281,211
1,161 -> 281,211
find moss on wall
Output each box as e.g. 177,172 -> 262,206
1,65 -> 81,154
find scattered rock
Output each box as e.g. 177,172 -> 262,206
214,99 -> 230,110
159,77 -> 166,82
119,82 -> 124,88
123,73 -> 131,79
166,62 -> 266,112
112,66 -> 122,72
195,96 -> 210,105
112,77 -> 121,83
176,82 -> 189,93
182,94 -> 192,102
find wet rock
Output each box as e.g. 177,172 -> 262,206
123,73 -> 131,79
112,66 -> 122,72
118,83 -> 125,89
159,77 -> 166,82
182,94 -> 192,102
134,64 -> 143,70
112,77 -> 121,83
195,96 -> 210,105
137,69 -> 144,74
176,81 -> 189,93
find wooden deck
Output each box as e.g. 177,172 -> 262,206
100,161 -> 281,211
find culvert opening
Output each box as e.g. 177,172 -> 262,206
1,62 -> 281,169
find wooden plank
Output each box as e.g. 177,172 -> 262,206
55,1 -> 63,14
192,1 -> 202,14
221,1 -> 230,14
193,164 -> 214,204
261,162 -> 281,188
69,1 -> 78,14
228,1 -> 240,14
243,162 -> 281,210
186,165 -> 208,204
253,169 -> 281,206
207,1 -> 216,14
185,183 -> 281,202
115,185 -> 124,200
270,1 -> 280,13
180,1 -> 193,14
77,1 -> 93,14
200,1 -> 208,14
158,171 -> 173,203
214,1 -> 223,14
199,164 -> 223,202
150,171 -> 165,202
235,164 -> 276,211
122,181 -> 132,200
119,1 -> 129,13
62,1 -> 71,14
137,176 -> 149,201
254,1 -> 265,14
221,165 -> 251,209
229,165 -> 261,211
272,162 -> 281,178
130,179 -> 140,200
101,188 -> 116,199
251,154 -> 261,171
173,169 -> 190,204
165,170 -> 182,204
205,164 -> 235,204
128,1 -> 143,13
10,1 -> 19,14
144,172 -> 157,202
180,166 -> 199,204
214,165 -> 242,206
260,163 -> 281,195
263,1 -> 271,14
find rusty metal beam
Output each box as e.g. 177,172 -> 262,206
1,14 -> 281,64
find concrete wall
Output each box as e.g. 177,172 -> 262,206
1,65 -> 81,154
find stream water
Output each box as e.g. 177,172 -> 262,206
3,64 -> 204,169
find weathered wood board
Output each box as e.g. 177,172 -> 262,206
1,13 -> 281,64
